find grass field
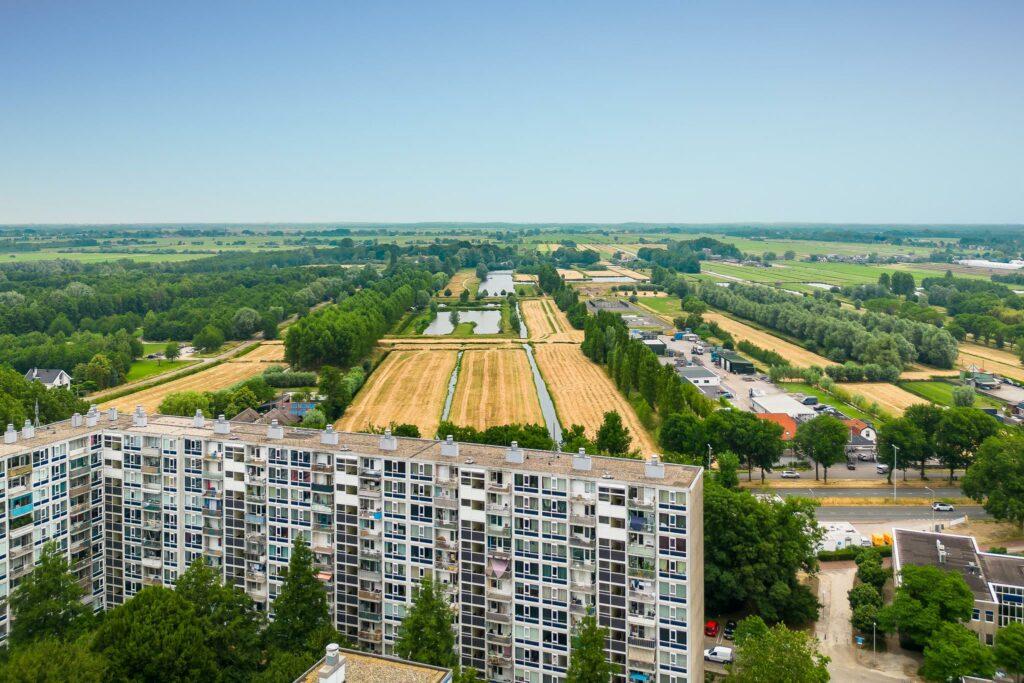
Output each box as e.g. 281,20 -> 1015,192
899,380 -> 1003,410
779,383 -> 875,422
532,344 -> 657,455
101,358 -> 283,413
701,261 -> 967,289
837,382 -> 926,415
957,342 -> 1024,382
447,348 -> 543,428
444,269 -> 478,297
337,349 -> 458,436
521,298 -> 584,342
125,359 -> 196,382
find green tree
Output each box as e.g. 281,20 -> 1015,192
704,482 -> 822,624
903,403 -> 945,478
714,451 -> 740,489
394,575 -> 457,667
561,424 -> 596,455
594,411 -> 632,456
919,623 -> 995,682
658,412 -> 704,458
0,637 -> 108,683
951,385 -> 976,407
231,307 -> 262,338
158,390 -> 212,417
265,537 -> 330,653
729,616 -> 830,683
164,341 -> 180,362
793,414 -> 848,483
994,622 -> 1024,683
92,587 -> 217,681
390,423 -> 420,437
878,564 -> 974,649
318,365 -> 349,421
962,433 -> 1024,528
174,557 -> 264,682
935,407 -> 1000,482
565,611 -> 613,683
848,583 -> 883,611
854,548 -> 890,591
193,324 -> 225,353
705,409 -> 783,482
877,417 -> 927,482
300,408 -> 328,429
9,542 -> 93,646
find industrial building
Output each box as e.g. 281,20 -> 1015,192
715,350 -> 755,375
0,406 -> 704,683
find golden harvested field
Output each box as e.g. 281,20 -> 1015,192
837,382 -> 927,415
557,268 -> 586,281
899,369 -> 959,380
606,266 -> 650,281
513,273 -> 538,283
445,269 -> 478,297
533,344 -> 657,455
101,360 -> 283,413
379,336 -> 521,347
521,298 -> 584,343
243,341 -> 286,362
447,349 -> 543,428
957,342 -> 1024,382
700,312 -> 832,368
337,349 -> 458,436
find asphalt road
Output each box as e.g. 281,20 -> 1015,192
815,505 -> 987,522
756,486 -> 962,499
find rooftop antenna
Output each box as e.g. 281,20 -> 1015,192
34,398 -> 39,428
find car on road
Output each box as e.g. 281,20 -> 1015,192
876,464 -> 890,475
847,461 -> 856,470
721,390 -> 734,399
932,502 -> 955,512
704,646 -> 734,664
780,470 -> 801,479
704,620 -> 720,637
858,453 -> 874,461
723,621 -> 737,640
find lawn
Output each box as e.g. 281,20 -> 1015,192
898,380 -> 1003,410
635,296 -> 682,319
125,359 -> 197,382
779,382 -> 876,422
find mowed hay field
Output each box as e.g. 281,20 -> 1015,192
533,344 -> 657,455
701,312 -> 831,368
445,269 -> 477,297
957,342 -> 1024,382
338,349 -> 458,437
838,382 -> 927,415
521,298 -> 584,343
243,341 -> 286,361
447,349 -> 543,428
101,359 -> 283,413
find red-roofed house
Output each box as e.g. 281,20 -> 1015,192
842,419 -> 876,442
756,413 -> 797,441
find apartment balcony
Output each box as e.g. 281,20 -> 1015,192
488,589 -> 512,602
627,635 -> 657,651
10,543 -> 33,559
436,536 -> 453,550
246,476 -> 267,487
143,519 -> 161,530
203,487 -> 223,498
570,558 -> 594,571
488,548 -> 510,561
570,578 -> 595,591
485,502 -> 510,514
569,514 -> 595,526
360,547 -> 381,560
435,559 -> 458,573
245,569 -> 266,582
358,507 -> 382,519
247,585 -> 268,601
203,470 -> 224,480
205,546 -> 224,558
569,602 -> 592,616
142,576 -> 162,586
571,493 -> 593,503
486,525 -> 511,538
629,497 -> 656,510
359,467 -> 382,479
485,611 -> 511,624
358,610 -> 382,622
627,543 -> 655,559
312,544 -> 333,557
434,497 -> 459,510
358,589 -> 381,602
486,481 -> 510,493
570,534 -> 596,548
487,631 -> 512,645
435,519 -> 458,531
486,653 -> 512,666
358,630 -> 382,644
627,567 -> 655,580
358,485 -> 381,496
359,527 -> 380,539
9,464 -> 31,478
311,483 -> 333,494
627,611 -> 656,626
311,502 -> 331,515
312,462 -> 332,473
142,556 -> 162,570
70,483 -> 91,498
627,648 -> 656,668
357,569 -> 380,582
628,586 -> 655,603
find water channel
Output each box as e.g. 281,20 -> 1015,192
423,309 -> 502,335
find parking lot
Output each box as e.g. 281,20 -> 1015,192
656,334 -> 782,410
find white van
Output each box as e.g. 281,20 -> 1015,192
876,464 -> 890,475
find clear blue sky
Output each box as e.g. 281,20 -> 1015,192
1,1 -> 1021,224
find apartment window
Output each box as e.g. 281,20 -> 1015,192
972,608 -> 980,621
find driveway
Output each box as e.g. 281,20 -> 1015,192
816,563 -> 920,681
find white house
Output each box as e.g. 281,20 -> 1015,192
676,366 -> 721,388
750,393 -> 817,420
24,368 -> 72,389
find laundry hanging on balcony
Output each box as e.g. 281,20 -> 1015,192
487,557 -> 509,578
629,515 -> 647,531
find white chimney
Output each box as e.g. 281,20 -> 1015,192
267,419 -> 284,440
441,435 -> 459,457
505,440 -> 524,464
378,429 -> 397,451
316,643 -> 347,683
213,415 -> 230,435
107,407 -> 119,422
131,405 -> 147,428
572,448 -> 592,471
321,425 -> 339,446
86,405 -> 99,427
193,409 -> 206,428
70,412 -> 84,427
4,424 -> 16,444
644,454 -> 665,479
21,419 -> 35,440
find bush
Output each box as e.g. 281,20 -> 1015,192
263,371 -> 318,388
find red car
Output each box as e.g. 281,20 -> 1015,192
705,620 -> 720,637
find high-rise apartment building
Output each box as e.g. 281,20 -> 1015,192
0,406 -> 703,683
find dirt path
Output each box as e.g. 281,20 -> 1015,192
816,563 -> 920,681
448,348 -> 543,428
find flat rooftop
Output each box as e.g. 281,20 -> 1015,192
893,528 -> 1024,600
299,648 -> 450,683
677,366 -> 718,379
1,411 -> 701,490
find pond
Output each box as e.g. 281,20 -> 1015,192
423,309 -> 502,335
478,270 -> 514,297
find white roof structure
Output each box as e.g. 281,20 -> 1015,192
750,393 -> 817,419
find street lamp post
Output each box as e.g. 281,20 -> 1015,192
706,443 -> 712,471
892,444 -> 899,503
872,621 -> 877,654
925,486 -> 935,529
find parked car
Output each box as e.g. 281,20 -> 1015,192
704,646 -> 734,664
704,620 -> 720,637
876,464 -> 890,475
932,502 -> 955,512
847,461 -> 856,470
780,470 -> 801,479
723,621 -> 737,640
721,391 -> 734,399
858,453 -> 874,462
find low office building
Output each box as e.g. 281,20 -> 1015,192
676,366 -> 720,389
892,529 -> 1024,645
715,350 -> 755,375
0,407 -> 704,683
749,394 -> 817,421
